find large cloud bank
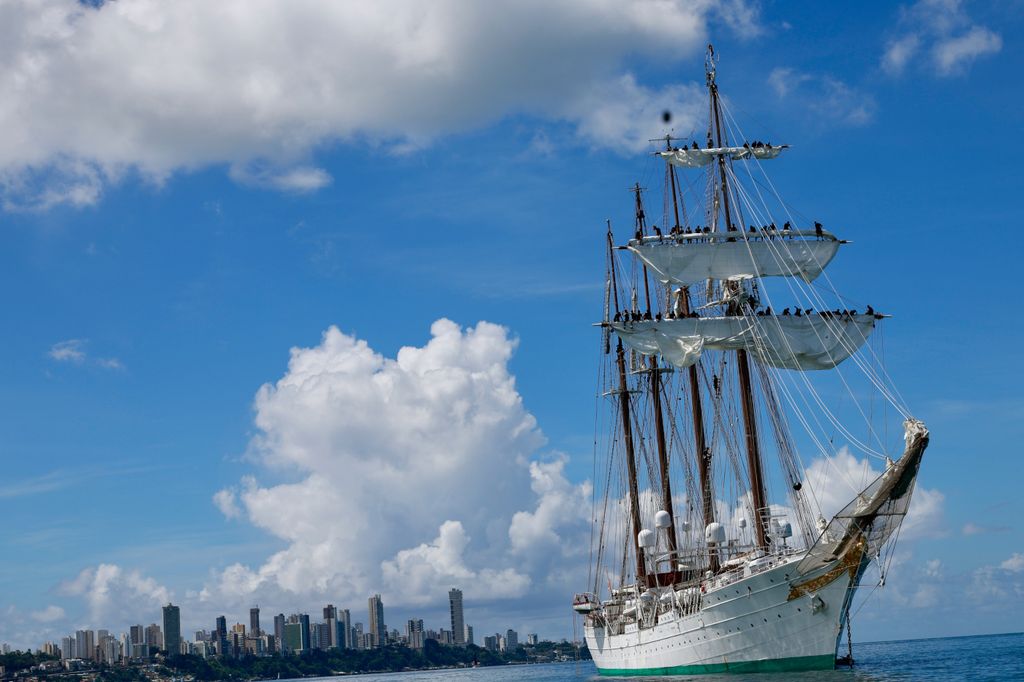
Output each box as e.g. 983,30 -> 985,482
206,319 -> 590,614
0,0 -> 756,209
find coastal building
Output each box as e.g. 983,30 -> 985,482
323,604 -> 337,648
368,595 -> 384,648
282,622 -> 303,653
448,588 -> 465,646
526,633 -> 538,645
506,629 -> 518,650
312,622 -> 331,650
249,607 -> 261,636
273,613 -> 285,651
75,630 -> 94,661
464,625 -> 474,646
338,609 -> 351,649
99,633 -> 119,663
60,636 -> 73,660
162,604 -> 181,654
145,624 -> 162,653
406,619 -> 424,650
214,616 -> 228,656
299,614 -> 311,650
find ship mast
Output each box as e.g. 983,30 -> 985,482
607,226 -> 646,582
631,185 -> 679,570
706,44 -> 769,549
661,144 -> 717,571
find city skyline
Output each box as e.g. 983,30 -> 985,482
6,588 -> 540,661
1,0 -> 1022,652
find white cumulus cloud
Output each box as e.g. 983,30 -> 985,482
207,319 -> 590,620
766,68 -> 875,126
212,489 -> 242,520
0,0 -> 757,209
59,564 -> 171,625
30,605 -> 66,623
1001,553 -> 1024,573
882,0 -> 1002,77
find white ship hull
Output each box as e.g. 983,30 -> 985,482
586,552 -> 861,675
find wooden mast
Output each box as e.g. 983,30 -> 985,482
631,185 -> 679,569
707,44 -> 769,549
662,142 -> 717,571
675,290 -> 717,571
607,225 -> 646,582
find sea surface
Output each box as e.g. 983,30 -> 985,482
284,632 -> 1024,682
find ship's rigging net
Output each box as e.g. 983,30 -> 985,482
797,420 -> 929,576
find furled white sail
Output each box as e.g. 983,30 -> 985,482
611,314 -> 876,370
628,233 -> 840,285
659,145 -> 788,168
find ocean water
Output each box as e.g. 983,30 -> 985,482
289,632 -> 1024,682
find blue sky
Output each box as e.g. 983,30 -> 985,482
1,0 -> 1022,650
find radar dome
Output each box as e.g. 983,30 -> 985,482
638,529 -> 656,548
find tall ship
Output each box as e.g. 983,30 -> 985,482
572,46 -> 929,675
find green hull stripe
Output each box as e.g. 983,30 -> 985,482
597,653 -> 835,676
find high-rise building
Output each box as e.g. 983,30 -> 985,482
163,603 -> 181,654
526,633 -> 538,645
282,613 -> 311,652
282,622 -> 298,652
406,619 -> 424,650
368,595 -> 384,648
323,605 -> 337,648
99,633 -> 119,663
465,625 -> 474,646
60,636 -> 73,660
448,588 -> 465,646
312,622 -> 332,650
299,614 -> 311,651
338,609 -> 351,649
214,616 -> 228,656
75,630 -> 94,661
354,622 -> 364,650
145,622 -> 160,647
274,614 -> 285,651
130,625 -> 144,643
250,607 -> 261,636
505,629 -> 518,650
